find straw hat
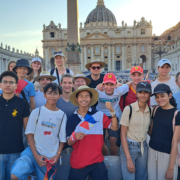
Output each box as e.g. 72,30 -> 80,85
74,73 -> 91,85
34,71 -> 57,81
69,85 -> 99,107
85,58 -> 106,69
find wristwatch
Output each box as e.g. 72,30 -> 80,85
110,110 -> 116,117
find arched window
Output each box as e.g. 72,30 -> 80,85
88,49 -> 90,54
116,46 -> 120,53
141,45 -> 145,52
105,48 -> 108,54
51,48 -> 55,55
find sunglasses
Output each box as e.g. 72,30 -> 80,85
54,51 -> 63,55
91,66 -> 101,70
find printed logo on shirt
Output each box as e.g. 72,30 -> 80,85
99,97 -> 119,103
12,109 -> 18,117
44,131 -> 51,135
42,121 -> 56,128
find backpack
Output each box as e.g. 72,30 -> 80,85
116,105 -> 151,147
153,106 -> 180,166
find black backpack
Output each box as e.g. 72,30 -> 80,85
116,105 -> 151,147
50,68 -> 70,86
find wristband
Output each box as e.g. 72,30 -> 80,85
70,131 -> 77,142
110,110 -> 116,117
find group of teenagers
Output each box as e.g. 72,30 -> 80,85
0,51 -> 180,180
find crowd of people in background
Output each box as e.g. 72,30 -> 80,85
0,51 -> 180,180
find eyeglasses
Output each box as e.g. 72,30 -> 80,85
2,80 -> 16,85
91,66 -> 101,70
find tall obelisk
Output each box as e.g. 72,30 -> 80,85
66,0 -> 81,74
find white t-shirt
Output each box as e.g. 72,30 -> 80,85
150,76 -> 179,106
49,68 -> 74,85
34,90 -> 47,108
96,84 -> 129,118
25,106 -> 67,158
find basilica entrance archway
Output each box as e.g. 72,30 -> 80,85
140,55 -> 146,69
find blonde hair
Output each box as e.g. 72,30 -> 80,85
26,63 -> 42,81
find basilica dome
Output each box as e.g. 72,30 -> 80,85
85,0 -> 117,25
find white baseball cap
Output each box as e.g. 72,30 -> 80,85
157,59 -> 171,67
31,58 -> 41,64
54,51 -> 65,58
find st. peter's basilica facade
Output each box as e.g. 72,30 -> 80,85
42,0 -> 153,72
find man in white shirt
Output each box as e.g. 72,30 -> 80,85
11,83 -> 67,180
34,71 -> 57,108
150,59 -> 179,107
96,73 -> 131,155
50,52 -> 74,86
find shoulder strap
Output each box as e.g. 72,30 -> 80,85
123,92 -> 128,109
36,107 -> 41,125
153,106 -> 159,118
55,68 -> 60,86
32,80 -> 35,84
129,105 -> 132,120
20,90 -> 27,100
66,68 -> 70,74
173,110 -> 179,132
58,113 -> 65,136
50,68 -> 55,76
148,106 -> 152,117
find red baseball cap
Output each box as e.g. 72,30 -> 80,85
103,73 -> 117,84
130,66 -> 143,74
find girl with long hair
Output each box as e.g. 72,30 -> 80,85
26,58 -> 42,90
7,61 -> 16,71
148,84 -> 180,180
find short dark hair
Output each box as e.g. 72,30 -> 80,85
44,83 -> 62,95
61,73 -> 74,83
0,71 -> 18,84
175,72 -> 180,82
76,90 -> 92,98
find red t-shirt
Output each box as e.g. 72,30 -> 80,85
119,86 -> 137,112
119,85 -> 150,112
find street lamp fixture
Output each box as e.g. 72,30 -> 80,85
152,40 -> 169,60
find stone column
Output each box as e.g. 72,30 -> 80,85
84,45 -> 87,71
0,56 -> 3,74
148,43 -> 152,71
80,45 -> 84,72
5,59 -> 8,70
108,44 -> 111,71
91,45 -> 94,60
122,44 -> 126,70
101,45 -> 104,62
133,43 -> 137,64
112,44 -> 115,71
44,46 -> 49,70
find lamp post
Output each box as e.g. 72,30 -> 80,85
152,40 -> 169,60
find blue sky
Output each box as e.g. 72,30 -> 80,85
0,0 -> 179,57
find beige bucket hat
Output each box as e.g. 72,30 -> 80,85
74,73 -> 91,85
85,58 -> 106,69
34,71 -> 57,81
69,85 -> 99,107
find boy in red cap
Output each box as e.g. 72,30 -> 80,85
119,66 -> 144,112
96,73 -> 132,155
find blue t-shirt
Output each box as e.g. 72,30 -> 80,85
173,91 -> 180,111
0,79 -> 35,103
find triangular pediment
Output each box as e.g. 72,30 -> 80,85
83,32 -> 111,40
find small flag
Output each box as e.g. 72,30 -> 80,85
146,70 -> 149,80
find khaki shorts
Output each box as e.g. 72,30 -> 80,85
148,147 -> 178,180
